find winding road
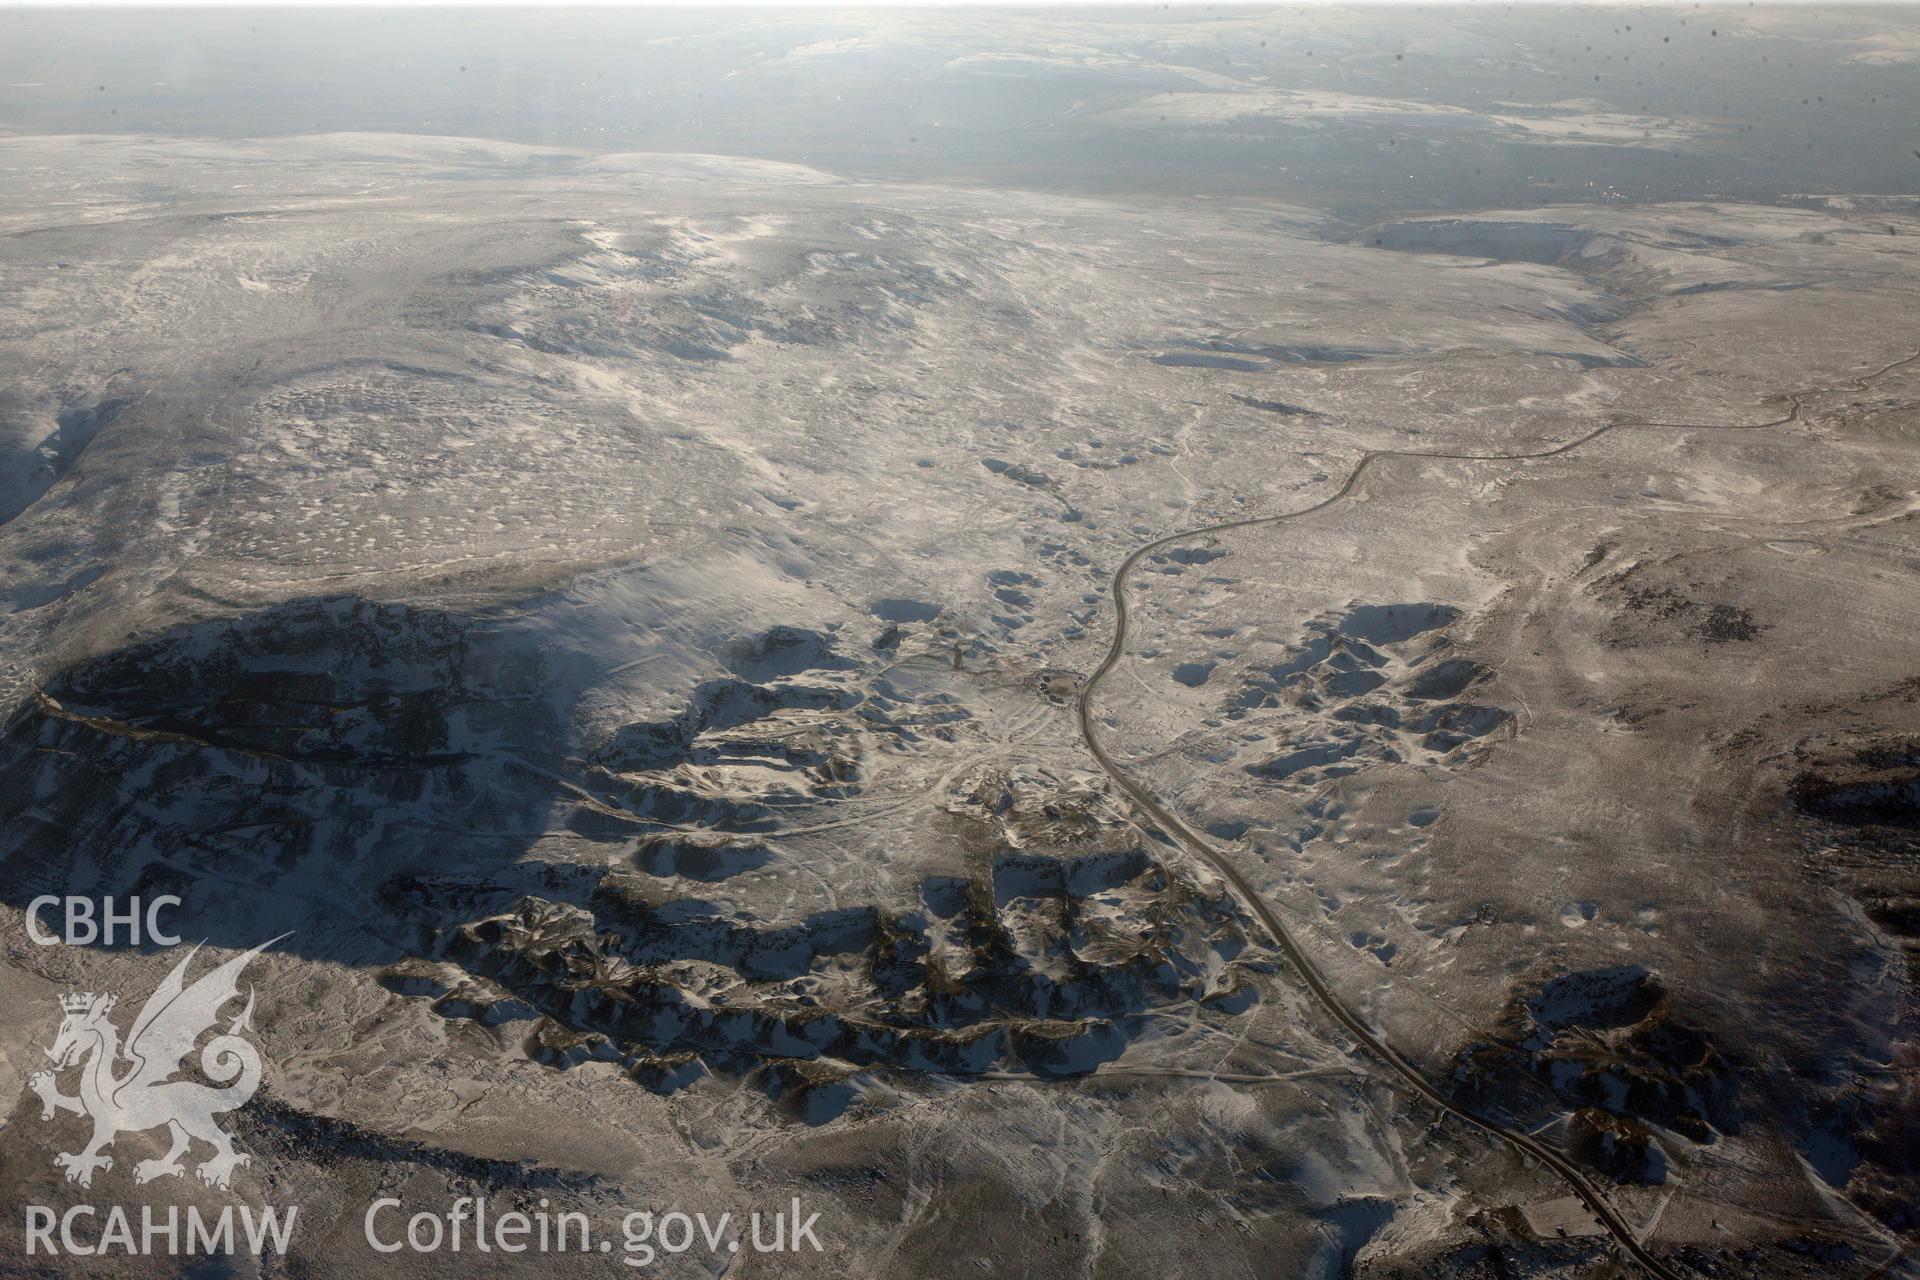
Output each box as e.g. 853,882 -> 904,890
1074,349 -> 1920,1280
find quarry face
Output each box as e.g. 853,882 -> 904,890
3,9 -> 1920,1278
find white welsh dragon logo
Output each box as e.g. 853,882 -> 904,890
28,938 -> 283,1189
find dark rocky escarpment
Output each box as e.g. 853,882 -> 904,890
1235,602 -> 1511,788
1,597 -> 1258,1128
1792,735 -> 1920,830
382,838 -> 1248,1116
1453,966 -> 1739,1181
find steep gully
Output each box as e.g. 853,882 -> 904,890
1074,350 -> 1920,1279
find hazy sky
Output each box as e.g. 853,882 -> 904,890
3,6 -> 1916,212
